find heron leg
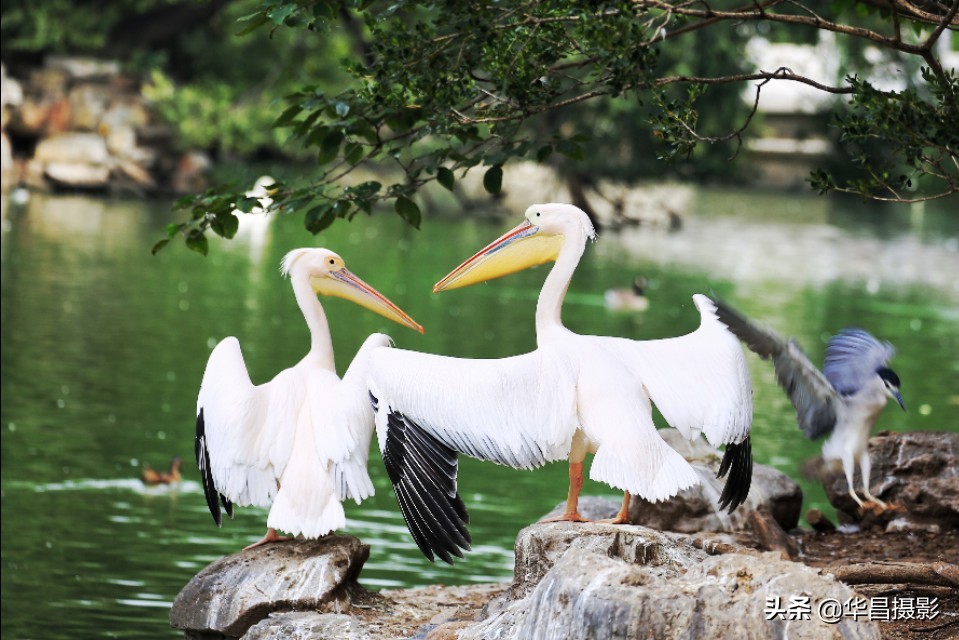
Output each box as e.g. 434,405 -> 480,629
598,491 -> 631,524
842,456 -> 865,510
244,527 -> 293,550
539,462 -> 591,523
859,452 -> 887,508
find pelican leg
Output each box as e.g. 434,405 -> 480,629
598,491 -> 631,524
244,527 -> 293,550
859,453 -> 887,509
540,462 -> 591,523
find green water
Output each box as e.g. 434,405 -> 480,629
1,189 -> 957,639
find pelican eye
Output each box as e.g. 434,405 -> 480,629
329,258 -> 335,265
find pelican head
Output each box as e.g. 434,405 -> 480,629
282,248 -> 424,333
877,367 -> 906,411
434,203 -> 596,292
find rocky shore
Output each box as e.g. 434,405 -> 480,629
170,431 -> 958,640
1,58 -> 209,195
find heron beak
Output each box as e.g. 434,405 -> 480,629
312,269 -> 424,334
433,220 -> 563,292
892,389 -> 906,412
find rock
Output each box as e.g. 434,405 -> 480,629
629,429 -> 803,533
462,522 -> 880,640
234,581 -> 503,640
44,162 -> 111,189
508,521 -> 687,601
1,63 -> 24,131
67,84 -> 111,131
169,535 -> 370,639
45,56 -> 121,81
245,612 -> 374,640
823,431 -> 959,529
1,132 -> 12,187
34,133 -> 110,166
807,508 -> 837,532
99,98 -> 152,134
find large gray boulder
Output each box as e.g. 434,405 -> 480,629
462,522 -> 880,640
628,429 -> 803,532
823,430 -> 959,529
169,535 -> 370,639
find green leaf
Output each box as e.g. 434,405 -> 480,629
186,231 -> 209,256
234,196 -> 261,213
151,238 -> 169,255
165,222 -> 184,238
267,3 -> 297,25
556,139 -> 584,161
483,165 -> 503,194
313,3 -> 335,20
344,142 -> 364,166
536,145 -> 554,162
437,166 -> 455,191
318,129 -> 345,163
395,196 -> 422,229
305,204 -> 336,234
275,104 -> 303,127
212,212 -> 240,239
236,14 -> 269,36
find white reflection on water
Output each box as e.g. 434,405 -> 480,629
27,478 -> 204,495
601,208 -> 959,298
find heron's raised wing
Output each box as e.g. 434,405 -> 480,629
823,329 -> 894,395
367,347 -> 579,562
712,298 -> 838,439
195,337 -> 300,526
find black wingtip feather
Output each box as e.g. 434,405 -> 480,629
382,408 -> 472,564
195,409 -> 223,527
716,436 -> 752,513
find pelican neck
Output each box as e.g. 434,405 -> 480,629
536,230 -> 586,345
290,272 -> 336,370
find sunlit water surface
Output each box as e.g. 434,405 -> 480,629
1,189 -> 957,639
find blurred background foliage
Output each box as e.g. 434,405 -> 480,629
1,0 -> 955,251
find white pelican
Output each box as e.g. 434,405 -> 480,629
196,247 -> 423,549
712,300 -> 905,510
368,203 -> 753,563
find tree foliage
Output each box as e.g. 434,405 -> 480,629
37,0 -> 950,254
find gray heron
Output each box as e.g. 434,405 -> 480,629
713,300 -> 905,510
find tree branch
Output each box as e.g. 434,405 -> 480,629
827,561 -> 959,588
633,0 -> 930,55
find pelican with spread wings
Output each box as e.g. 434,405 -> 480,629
369,203 -> 753,563
195,247 -> 423,549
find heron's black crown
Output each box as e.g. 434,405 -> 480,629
877,367 -> 901,389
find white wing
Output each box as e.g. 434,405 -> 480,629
590,295 -> 754,512
322,333 -> 393,504
195,337 -> 300,525
369,347 -> 579,469
367,346 -> 580,563
594,295 -> 753,447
